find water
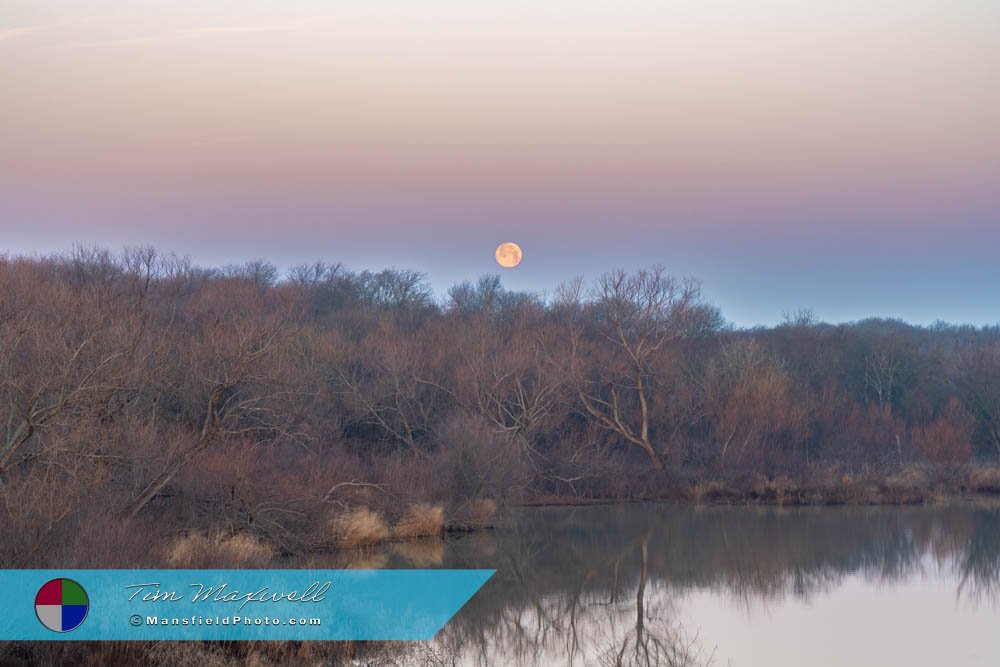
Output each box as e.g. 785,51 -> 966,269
352,503 -> 1000,666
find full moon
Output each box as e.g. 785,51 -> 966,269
495,242 -> 523,268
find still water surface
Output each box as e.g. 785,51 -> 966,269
364,503 -> 1000,666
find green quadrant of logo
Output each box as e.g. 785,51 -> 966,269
60,579 -> 88,606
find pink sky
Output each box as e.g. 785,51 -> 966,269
2,1 -> 999,324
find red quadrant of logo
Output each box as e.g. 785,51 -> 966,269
35,579 -> 63,605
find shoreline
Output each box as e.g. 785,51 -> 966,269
329,481 -> 1000,555
516,491 -> 1000,509
326,465 -> 1000,553
515,465 -> 1000,509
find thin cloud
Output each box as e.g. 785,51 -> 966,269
187,20 -> 313,36
0,25 -> 51,42
72,35 -> 172,48
69,18 -> 316,48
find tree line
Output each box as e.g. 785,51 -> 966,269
2,247 -> 1000,565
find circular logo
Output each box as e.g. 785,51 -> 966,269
35,578 -> 89,633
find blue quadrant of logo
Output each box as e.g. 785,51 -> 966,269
61,605 -> 89,632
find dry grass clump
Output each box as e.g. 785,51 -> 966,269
393,503 -> 445,539
754,474 -> 795,495
968,466 -> 1000,494
165,532 -> 275,568
691,480 -> 724,504
835,472 -> 876,504
165,533 -> 212,567
222,533 -> 277,566
883,466 -> 929,503
329,507 -> 390,549
886,466 -> 928,489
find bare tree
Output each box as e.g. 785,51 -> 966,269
0,250 -> 159,479
566,268 -> 714,470
336,316 -> 454,457
954,342 -> 1000,458
453,299 -> 566,461
700,338 -> 804,470
122,278 -> 306,518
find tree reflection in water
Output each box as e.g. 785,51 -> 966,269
381,504 -> 1000,666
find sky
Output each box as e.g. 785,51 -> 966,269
2,0 -> 999,326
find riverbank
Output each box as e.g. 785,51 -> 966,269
519,463 -> 1000,508
271,464 -> 1000,559
303,465 -> 1000,558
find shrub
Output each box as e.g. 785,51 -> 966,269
329,507 -> 390,548
912,400 -> 975,464
968,466 -> 1000,493
691,480 -> 724,504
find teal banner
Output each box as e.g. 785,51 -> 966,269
0,569 -> 494,640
